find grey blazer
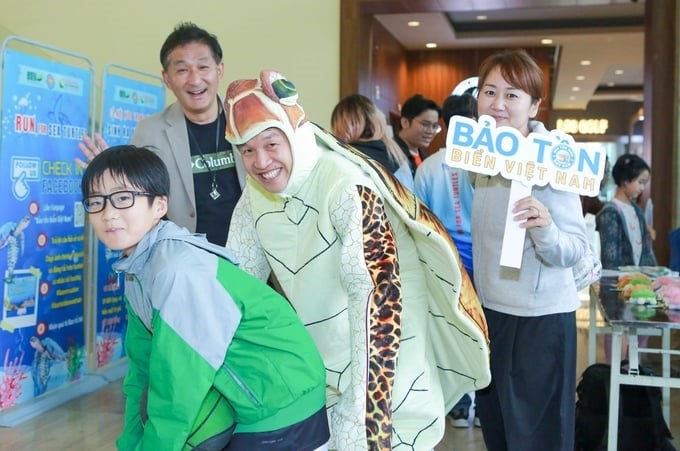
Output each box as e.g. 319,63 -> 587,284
131,99 -> 246,233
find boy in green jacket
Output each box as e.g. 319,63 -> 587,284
81,145 -> 328,450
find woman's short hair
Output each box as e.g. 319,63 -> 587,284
478,49 -> 544,103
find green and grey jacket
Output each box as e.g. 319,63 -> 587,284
113,220 -> 326,451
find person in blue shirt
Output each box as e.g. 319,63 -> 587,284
415,93 -> 476,283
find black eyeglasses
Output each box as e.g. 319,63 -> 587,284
415,120 -> 442,134
82,191 -> 153,213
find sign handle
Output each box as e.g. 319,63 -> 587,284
500,180 -> 532,268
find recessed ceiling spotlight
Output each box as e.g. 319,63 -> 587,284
571,86 -> 581,92
541,39 -> 553,45
576,75 -> 585,81
569,96 -> 576,101
615,69 -> 624,75
407,21 -> 420,27
580,60 -> 592,66
476,15 -> 488,21
425,42 -> 438,49
607,82 -> 615,87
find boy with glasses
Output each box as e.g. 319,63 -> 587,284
394,94 -> 442,176
81,145 -> 328,450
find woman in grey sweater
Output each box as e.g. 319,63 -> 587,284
471,49 -> 588,451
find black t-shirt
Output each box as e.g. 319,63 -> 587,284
186,114 -> 241,246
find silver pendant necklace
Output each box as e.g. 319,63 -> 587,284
186,110 -> 222,200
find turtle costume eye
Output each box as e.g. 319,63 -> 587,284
263,73 -> 299,106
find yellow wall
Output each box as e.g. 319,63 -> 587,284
0,0 -> 339,127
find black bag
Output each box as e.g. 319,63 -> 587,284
575,362 -> 675,451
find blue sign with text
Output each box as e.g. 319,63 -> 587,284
0,48 -> 91,408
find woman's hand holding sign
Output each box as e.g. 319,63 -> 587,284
514,196 -> 551,228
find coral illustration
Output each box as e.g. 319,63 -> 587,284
0,349 -> 27,409
97,322 -> 119,367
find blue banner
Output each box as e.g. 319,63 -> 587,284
94,70 -> 164,368
0,48 -> 91,409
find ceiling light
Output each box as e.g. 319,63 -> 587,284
407,21 -> 420,27
476,15 -> 488,20
580,60 -> 592,66
607,82 -> 615,87
615,69 -> 624,75
569,96 -> 576,101
425,42 -> 438,49
576,75 -> 585,81
571,86 -> 581,92
541,39 -> 553,45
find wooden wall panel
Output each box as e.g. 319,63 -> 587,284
644,0 -> 677,266
340,0 -> 370,99
370,18 -> 408,117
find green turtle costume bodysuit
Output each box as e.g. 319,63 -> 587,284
224,70 -> 491,450
113,220 -> 326,450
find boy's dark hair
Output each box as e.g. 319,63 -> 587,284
611,153 -> 651,186
442,93 -> 478,124
81,145 -> 170,201
160,22 -> 223,70
400,94 -> 441,121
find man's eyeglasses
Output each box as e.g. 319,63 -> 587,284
415,120 -> 442,134
83,191 -> 153,213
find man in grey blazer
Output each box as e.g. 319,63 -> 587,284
78,23 -> 244,246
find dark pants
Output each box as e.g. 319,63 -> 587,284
476,308 -> 576,451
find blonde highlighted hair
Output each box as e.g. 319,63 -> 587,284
331,94 -> 407,166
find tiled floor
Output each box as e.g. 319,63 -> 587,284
3,295 -> 679,450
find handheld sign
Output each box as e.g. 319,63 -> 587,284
445,114 -> 606,268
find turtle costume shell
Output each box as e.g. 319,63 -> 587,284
224,70 -> 490,450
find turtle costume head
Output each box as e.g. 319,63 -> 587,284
224,70 -> 319,196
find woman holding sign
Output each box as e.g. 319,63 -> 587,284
471,49 -> 588,451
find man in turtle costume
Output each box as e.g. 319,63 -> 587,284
224,70 -> 491,450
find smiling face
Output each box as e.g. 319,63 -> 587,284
239,128 -> 294,193
87,170 -> 167,256
477,65 -> 540,137
162,41 -> 224,124
399,109 -> 440,150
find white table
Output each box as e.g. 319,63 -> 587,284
590,277 -> 680,450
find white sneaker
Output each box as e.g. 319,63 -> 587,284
448,407 -> 470,428
449,416 -> 469,428
474,417 -> 481,428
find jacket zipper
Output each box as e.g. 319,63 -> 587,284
225,366 -> 262,407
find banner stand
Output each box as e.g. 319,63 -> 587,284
89,64 -> 165,375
